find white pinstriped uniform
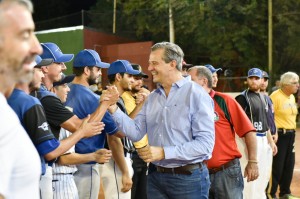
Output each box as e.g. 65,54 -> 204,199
52,128 -> 78,199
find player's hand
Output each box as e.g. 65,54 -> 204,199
100,86 -> 119,105
270,142 -> 278,156
121,172 -> 132,193
93,149 -> 112,163
244,162 -> 259,182
79,115 -> 105,138
272,132 -> 278,143
137,145 -> 165,163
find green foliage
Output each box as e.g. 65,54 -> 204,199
91,0 -> 300,77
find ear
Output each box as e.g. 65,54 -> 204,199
116,73 -> 122,82
169,60 -> 177,70
83,66 -> 90,75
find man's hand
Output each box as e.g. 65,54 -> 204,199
93,149 -> 112,164
79,115 -> 105,138
272,132 -> 278,143
100,85 -> 119,105
121,172 -> 133,193
270,142 -> 278,156
244,161 -> 259,182
137,145 -> 165,163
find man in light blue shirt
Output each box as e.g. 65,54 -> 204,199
106,42 -> 215,199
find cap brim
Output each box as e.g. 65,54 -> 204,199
53,74 -> 75,87
96,62 -> 110,68
137,72 -> 148,78
127,69 -> 140,75
35,58 -> 53,68
248,75 -> 261,78
56,54 -> 74,63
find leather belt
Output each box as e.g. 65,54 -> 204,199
278,128 -> 295,135
208,158 -> 239,174
156,162 -> 205,175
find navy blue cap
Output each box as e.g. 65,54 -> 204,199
248,68 -> 262,78
205,64 -> 222,73
73,49 -> 110,68
108,60 -> 140,75
34,55 -> 53,68
262,71 -> 269,79
53,74 -> 75,87
41,43 -> 74,63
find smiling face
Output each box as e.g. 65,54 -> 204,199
148,48 -> 173,85
0,3 -> 42,82
54,84 -> 70,103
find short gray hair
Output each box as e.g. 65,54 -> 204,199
151,42 -> 184,71
188,65 -> 213,88
280,72 -> 299,87
0,0 -> 33,12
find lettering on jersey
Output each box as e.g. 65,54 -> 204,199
38,122 -> 49,131
214,111 -> 219,122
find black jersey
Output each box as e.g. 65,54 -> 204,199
236,89 -> 269,132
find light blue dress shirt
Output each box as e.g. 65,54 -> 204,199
113,77 -> 215,168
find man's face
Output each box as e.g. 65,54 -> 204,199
247,76 -> 262,92
120,73 -> 135,91
0,3 -> 42,82
188,68 -> 207,88
43,62 -> 64,83
148,49 -> 173,84
285,78 -> 299,95
54,84 -> 70,103
131,76 -> 143,93
260,78 -> 269,92
212,72 -> 218,88
29,68 -> 44,91
87,67 -> 101,85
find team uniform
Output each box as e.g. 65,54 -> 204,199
236,89 -> 273,199
207,90 -> 255,199
52,128 -> 78,199
266,89 -> 297,198
8,88 -> 60,199
0,93 -> 41,199
121,91 -> 148,199
100,97 -> 134,199
31,85 -> 75,198
65,83 -> 118,199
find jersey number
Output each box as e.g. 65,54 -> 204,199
254,122 -> 262,131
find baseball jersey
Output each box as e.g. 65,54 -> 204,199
8,89 -> 60,174
236,89 -> 269,132
265,95 -> 276,135
270,89 -> 298,129
65,84 -> 118,163
31,85 -> 74,139
0,93 -> 41,199
207,90 -> 255,168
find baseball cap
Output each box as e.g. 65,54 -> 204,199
182,60 -> 193,70
73,49 -> 110,68
53,74 -> 75,87
34,55 -> 53,68
41,42 -> 74,63
262,71 -> 269,79
248,68 -> 262,78
108,60 -> 140,75
205,64 -> 222,73
131,64 -> 148,78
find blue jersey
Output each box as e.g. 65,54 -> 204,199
8,89 -> 59,174
65,84 -> 118,162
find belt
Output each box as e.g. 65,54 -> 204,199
208,158 -> 239,174
278,128 -> 295,135
256,132 -> 267,137
156,162 -> 205,175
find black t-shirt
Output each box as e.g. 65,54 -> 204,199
40,96 -> 74,138
236,90 -> 269,132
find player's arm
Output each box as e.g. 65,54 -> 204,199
107,134 -> 132,193
244,131 -> 259,182
266,129 -> 277,156
58,148 -> 112,165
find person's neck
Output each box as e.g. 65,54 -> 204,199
281,87 -> 292,96
72,76 -> 89,87
0,73 -> 16,98
15,83 -> 30,94
248,88 -> 260,93
161,72 -> 183,97
42,76 -> 53,91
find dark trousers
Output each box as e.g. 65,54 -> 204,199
131,152 -> 148,199
266,131 -> 295,198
